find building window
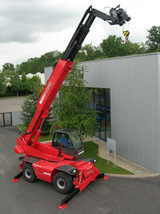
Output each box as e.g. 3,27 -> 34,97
91,88 -> 111,141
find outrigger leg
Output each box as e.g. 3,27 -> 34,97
58,188 -> 80,209
11,172 -> 23,183
57,173 -> 108,209
96,173 -> 108,180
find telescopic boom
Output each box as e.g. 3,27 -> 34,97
14,5 -> 130,154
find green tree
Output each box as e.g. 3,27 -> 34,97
2,63 -> 15,72
77,43 -> 102,61
146,26 -> 160,52
10,72 -> 21,96
123,41 -> 146,55
101,35 -> 146,58
100,35 -> 124,58
1,70 -> 14,87
0,73 -> 7,96
17,51 -> 62,75
20,73 -> 30,94
28,76 -> 42,93
40,50 -> 62,67
50,63 -> 97,136
21,85 -> 52,135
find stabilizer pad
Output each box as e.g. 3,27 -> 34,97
101,175 -> 109,180
11,178 -> 19,183
57,204 -> 67,209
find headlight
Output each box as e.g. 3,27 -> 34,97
93,159 -> 97,163
71,169 -> 77,174
91,158 -> 97,164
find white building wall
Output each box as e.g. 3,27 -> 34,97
157,54 -> 160,171
80,53 -> 160,172
44,67 -> 53,84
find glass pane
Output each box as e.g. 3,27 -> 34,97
105,97 -> 110,108
94,88 -> 99,95
100,128 -> 105,139
100,119 -> 105,128
100,97 -> 104,107
106,121 -> 110,131
69,131 -> 83,150
90,87 -> 111,140
106,89 -> 110,97
99,88 -> 105,96
105,109 -> 110,120
95,96 -> 99,105
99,108 -> 104,118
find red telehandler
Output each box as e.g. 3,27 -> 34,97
12,5 -> 130,209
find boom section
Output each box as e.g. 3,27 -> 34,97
20,60 -> 73,145
62,6 -> 113,62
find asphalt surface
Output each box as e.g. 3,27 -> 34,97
0,126 -> 160,214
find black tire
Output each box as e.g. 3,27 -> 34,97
22,163 -> 37,183
53,172 -> 73,194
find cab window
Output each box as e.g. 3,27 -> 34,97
52,133 -> 74,149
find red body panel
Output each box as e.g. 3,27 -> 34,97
29,157 -> 100,192
15,139 -> 62,161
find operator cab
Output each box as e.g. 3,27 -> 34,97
52,129 -> 84,157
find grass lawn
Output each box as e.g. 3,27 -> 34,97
17,124 -> 133,175
82,141 -> 133,175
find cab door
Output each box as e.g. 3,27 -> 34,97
52,132 -> 76,157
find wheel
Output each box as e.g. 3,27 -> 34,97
53,172 -> 73,194
22,163 -> 37,182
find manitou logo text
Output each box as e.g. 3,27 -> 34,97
39,82 -> 52,104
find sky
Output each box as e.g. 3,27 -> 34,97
0,0 -> 160,69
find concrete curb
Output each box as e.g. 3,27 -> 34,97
105,172 -> 160,179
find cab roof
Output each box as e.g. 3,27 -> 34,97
55,128 -> 78,134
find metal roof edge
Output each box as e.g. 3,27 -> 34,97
79,52 -> 160,64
